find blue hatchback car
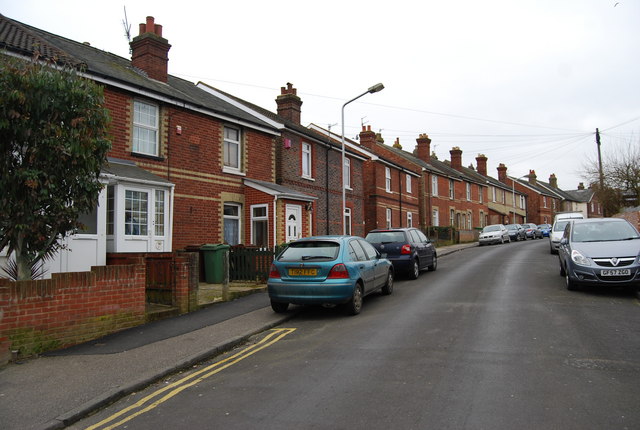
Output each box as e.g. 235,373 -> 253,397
268,236 -> 394,315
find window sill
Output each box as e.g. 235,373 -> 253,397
302,176 -> 315,182
223,167 -> 246,176
131,152 -> 165,162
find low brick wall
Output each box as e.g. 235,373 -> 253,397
0,264 -> 146,363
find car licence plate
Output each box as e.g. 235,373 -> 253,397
288,268 -> 317,276
601,269 -> 631,276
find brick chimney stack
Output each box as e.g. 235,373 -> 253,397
549,174 -> 558,188
414,134 -> 431,163
497,163 -> 508,182
359,125 -> 377,151
130,16 -> 171,83
275,83 -> 303,124
450,147 -> 463,170
476,154 -> 488,176
528,170 -> 537,185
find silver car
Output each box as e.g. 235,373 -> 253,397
558,218 -> 640,291
479,224 -> 510,246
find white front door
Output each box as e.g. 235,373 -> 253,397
286,205 -> 302,242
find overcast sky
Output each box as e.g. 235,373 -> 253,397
4,0 -> 639,189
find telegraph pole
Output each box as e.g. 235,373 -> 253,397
596,128 -> 604,190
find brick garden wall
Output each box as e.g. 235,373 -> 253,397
0,264 -> 146,363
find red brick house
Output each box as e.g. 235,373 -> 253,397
0,14 -> 287,274
356,126 -> 422,233
508,170 -> 563,225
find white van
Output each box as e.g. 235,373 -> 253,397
550,212 -> 584,254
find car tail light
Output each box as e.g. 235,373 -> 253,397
400,244 -> 412,255
269,264 -> 281,278
328,263 -> 349,279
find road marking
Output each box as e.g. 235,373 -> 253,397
85,328 -> 296,430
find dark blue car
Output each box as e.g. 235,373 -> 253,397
365,228 -> 437,279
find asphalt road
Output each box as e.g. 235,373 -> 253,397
72,239 -> 640,430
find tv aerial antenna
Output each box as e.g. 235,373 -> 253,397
122,6 -> 132,52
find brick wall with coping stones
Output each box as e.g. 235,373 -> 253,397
0,264 -> 146,362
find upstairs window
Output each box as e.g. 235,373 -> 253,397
385,167 -> 392,192
466,182 -> 471,201
344,157 -> 351,189
302,142 -> 312,179
479,185 -> 483,203
406,174 -> 412,193
224,126 -> 242,171
432,176 -> 439,197
449,180 -> 454,199
133,100 -> 159,156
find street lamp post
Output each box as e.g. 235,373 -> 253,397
341,83 -> 384,235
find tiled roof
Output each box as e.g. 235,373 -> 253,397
103,158 -> 173,185
0,14 -> 278,134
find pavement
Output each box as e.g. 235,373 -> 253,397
0,242 -> 476,430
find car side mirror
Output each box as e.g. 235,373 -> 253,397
560,238 -> 568,245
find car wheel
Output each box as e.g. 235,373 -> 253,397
565,272 -> 577,291
428,254 -> 438,271
409,259 -> 420,279
381,270 -> 394,295
346,283 -> 363,315
271,300 -> 289,313
559,260 -> 566,277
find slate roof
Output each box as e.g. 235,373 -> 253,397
0,13 -> 279,134
563,188 -> 594,203
102,158 -> 173,185
244,178 -> 316,201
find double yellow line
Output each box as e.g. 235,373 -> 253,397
86,328 -> 296,430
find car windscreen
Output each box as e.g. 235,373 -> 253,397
553,220 -> 569,232
365,231 -> 406,243
572,221 -> 640,242
483,225 -> 501,232
278,241 -> 340,262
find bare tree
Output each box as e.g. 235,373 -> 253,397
582,140 -> 640,215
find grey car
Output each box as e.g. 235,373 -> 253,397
558,218 -> 640,291
479,224 -> 510,245
505,223 -> 526,241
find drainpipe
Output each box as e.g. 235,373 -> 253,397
273,195 -> 278,251
398,169 -> 403,226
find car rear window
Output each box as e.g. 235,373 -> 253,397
278,241 -> 340,262
365,231 -> 406,243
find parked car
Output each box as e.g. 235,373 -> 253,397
558,218 -> 640,291
538,223 -> 551,238
550,212 -> 584,254
478,224 -> 510,246
365,227 -> 437,279
505,224 -> 526,241
268,236 -> 394,315
521,223 -> 540,239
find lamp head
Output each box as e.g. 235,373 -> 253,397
368,83 -> 385,94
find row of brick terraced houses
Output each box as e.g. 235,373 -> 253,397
0,14 -> 602,277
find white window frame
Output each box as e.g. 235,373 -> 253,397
385,167 -> 392,192
223,125 -> 242,173
223,202 -> 242,245
386,208 -> 392,228
302,142 -> 312,179
467,211 -> 472,229
407,212 -> 413,228
124,189 -> 149,236
520,195 -> 525,210
492,186 -> 497,202
466,182 -> 471,201
432,176 -> 439,197
449,180 -> 454,199
406,174 -> 412,194
132,100 -> 159,156
250,204 -> 269,248
479,185 -> 483,203
432,207 -> 439,227
450,209 -> 455,226
344,157 -> 351,189
344,207 -> 352,235
543,196 -> 548,208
